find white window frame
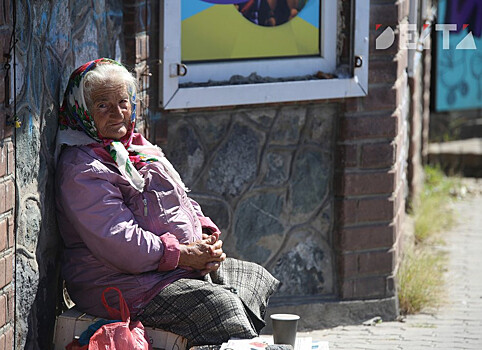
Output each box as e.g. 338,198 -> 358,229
159,0 -> 369,110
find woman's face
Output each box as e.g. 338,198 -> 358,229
90,83 -> 132,140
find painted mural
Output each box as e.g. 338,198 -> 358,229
434,0 -> 482,111
181,0 -> 320,61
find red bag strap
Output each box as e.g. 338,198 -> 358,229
101,287 -> 130,321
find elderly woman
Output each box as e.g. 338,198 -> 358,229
55,58 -> 279,346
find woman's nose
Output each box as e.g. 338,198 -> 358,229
109,105 -> 124,118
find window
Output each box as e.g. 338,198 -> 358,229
159,0 -> 369,109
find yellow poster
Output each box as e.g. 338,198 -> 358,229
181,0 -> 320,62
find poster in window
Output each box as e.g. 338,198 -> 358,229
434,0 -> 482,111
181,0 -> 321,62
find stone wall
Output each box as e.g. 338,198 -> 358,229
130,0 -> 415,320
0,1 -> 15,348
12,0 -> 123,348
158,105 -> 337,298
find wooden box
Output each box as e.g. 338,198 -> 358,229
53,308 -> 187,350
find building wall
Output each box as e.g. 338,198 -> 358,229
335,0 -> 411,301
0,1 -> 15,348
9,0 -> 124,348
131,0 -> 413,317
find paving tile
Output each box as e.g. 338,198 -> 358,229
298,192 -> 482,350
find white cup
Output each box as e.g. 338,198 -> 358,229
270,314 -> 300,348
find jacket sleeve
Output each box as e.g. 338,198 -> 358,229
57,159 -> 180,274
189,198 -> 221,235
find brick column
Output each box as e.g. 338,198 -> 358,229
123,0 -> 155,140
0,0 -> 15,347
335,0 -> 410,300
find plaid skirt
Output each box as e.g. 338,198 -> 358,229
137,258 -> 280,347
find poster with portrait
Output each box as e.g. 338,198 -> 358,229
181,0 -> 321,62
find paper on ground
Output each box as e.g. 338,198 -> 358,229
220,337 -> 329,350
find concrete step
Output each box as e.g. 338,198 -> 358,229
427,138 -> 482,177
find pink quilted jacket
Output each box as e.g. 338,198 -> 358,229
55,134 -> 220,318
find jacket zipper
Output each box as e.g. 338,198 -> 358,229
179,192 -> 199,240
143,198 -> 148,216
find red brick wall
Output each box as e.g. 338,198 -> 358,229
335,0 -> 410,300
123,0 -> 155,139
0,0 -> 15,347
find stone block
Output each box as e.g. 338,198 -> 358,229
0,257 -> 5,288
5,253 -> 12,285
358,250 -> 395,275
207,123 -> 261,197
365,84 -> 398,112
370,3 -> 399,29
340,253 -> 358,278
341,250 -> 394,278
0,294 -> 6,327
190,196 -> 230,232
234,191 -> 284,264
5,179 -> 14,211
396,71 -> 408,109
399,0 -> 410,20
369,59 -> 398,85
341,224 -> 396,251
289,149 -> 329,217
164,122 -> 204,187
7,142 -> 13,176
233,108 -> 276,131
0,219 -> 7,251
340,196 -> 395,225
0,145 -> 5,177
360,142 -> 396,169
191,113 -> 230,151
336,171 -> 395,196
264,297 -> 399,331
262,150 -> 292,186
4,326 -> 13,350
272,231 -> 334,296
0,182 -> 5,213
270,106 -> 306,145
7,286 -> 13,323
0,71 -> 4,105
342,275 -> 388,299
336,144 -> 358,168
340,114 -> 398,140
369,52 -> 407,85
305,104 -> 336,143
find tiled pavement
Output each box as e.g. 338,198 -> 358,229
299,185 -> 482,349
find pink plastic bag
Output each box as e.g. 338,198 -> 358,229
88,287 -> 151,350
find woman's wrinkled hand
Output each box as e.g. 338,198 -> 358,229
178,235 -> 226,273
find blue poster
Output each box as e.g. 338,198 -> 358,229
434,0 -> 482,111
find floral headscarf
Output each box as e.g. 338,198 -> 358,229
57,58 -> 187,193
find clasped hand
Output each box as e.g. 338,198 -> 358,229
178,232 -> 226,275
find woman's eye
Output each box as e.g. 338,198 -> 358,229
97,103 -> 107,109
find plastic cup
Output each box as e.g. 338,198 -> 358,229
270,314 -> 300,348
